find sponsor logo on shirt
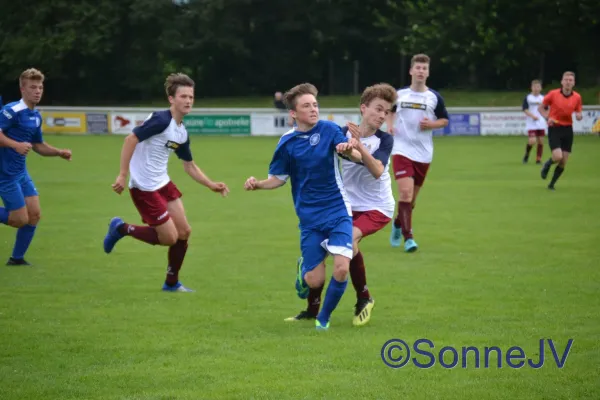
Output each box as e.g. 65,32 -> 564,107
2,110 -> 12,119
165,140 -> 180,150
400,102 -> 427,110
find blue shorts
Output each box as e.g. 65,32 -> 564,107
0,173 -> 38,211
300,216 -> 354,275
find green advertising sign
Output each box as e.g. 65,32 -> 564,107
183,115 -> 251,135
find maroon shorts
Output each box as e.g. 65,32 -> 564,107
528,129 -> 545,137
353,210 -> 391,237
129,181 -> 182,226
392,155 -> 431,187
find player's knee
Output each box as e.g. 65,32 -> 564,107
304,268 -> 325,288
159,230 -> 178,246
8,211 -> 29,228
178,225 -> 192,240
28,211 -> 41,226
332,258 -> 350,281
399,188 -> 413,202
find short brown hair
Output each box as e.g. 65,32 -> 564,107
411,54 -> 430,67
165,73 -> 195,97
360,83 -> 397,107
19,68 -> 44,86
531,79 -> 542,85
563,71 -> 575,79
283,83 -> 318,110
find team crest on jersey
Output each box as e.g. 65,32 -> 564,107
35,117 -> 41,127
400,102 -> 427,110
309,133 -> 320,146
165,140 -> 180,150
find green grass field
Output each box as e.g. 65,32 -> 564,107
124,87 -> 600,108
1,134 -> 600,399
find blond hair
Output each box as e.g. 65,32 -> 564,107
165,73 -> 195,97
19,68 -> 44,87
283,83 -> 318,110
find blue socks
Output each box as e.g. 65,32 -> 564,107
0,207 -> 8,225
317,275 -> 348,326
12,224 -> 37,260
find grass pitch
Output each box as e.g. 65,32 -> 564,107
1,134 -> 599,399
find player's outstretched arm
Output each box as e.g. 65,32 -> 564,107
244,175 -> 286,191
183,161 -> 229,197
32,142 -> 71,160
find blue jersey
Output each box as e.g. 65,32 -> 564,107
0,100 -> 43,179
268,120 -> 352,228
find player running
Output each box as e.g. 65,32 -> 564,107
0,68 -> 73,266
387,54 -> 449,252
244,83 -> 358,331
539,71 -> 583,190
103,73 -> 230,292
522,79 -> 547,164
284,83 -> 397,326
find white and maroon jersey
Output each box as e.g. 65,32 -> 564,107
522,93 -> 547,131
391,87 -> 449,163
340,128 -> 395,218
129,109 -> 193,191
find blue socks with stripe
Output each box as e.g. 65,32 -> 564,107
317,275 -> 348,326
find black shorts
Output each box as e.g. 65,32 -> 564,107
548,125 -> 573,152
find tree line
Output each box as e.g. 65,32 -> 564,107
1,0 -> 598,105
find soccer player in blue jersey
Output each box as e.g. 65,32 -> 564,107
244,83 -> 358,330
0,68 -> 73,265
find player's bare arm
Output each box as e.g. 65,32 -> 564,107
244,175 -> 286,191
419,117 -> 448,130
32,142 -> 71,160
182,160 -> 229,197
0,130 -> 32,155
112,133 -> 139,195
538,104 -> 550,120
523,110 -> 539,120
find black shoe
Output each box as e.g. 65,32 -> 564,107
522,156 -> 528,164
6,257 -> 31,266
541,162 -> 551,179
536,160 -> 541,164
353,297 -> 375,326
284,310 -> 317,321
548,184 -> 555,191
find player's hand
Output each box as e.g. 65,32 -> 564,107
575,112 -> 583,121
336,142 -> 354,156
346,122 -> 361,140
59,149 -> 72,161
533,116 -> 539,121
210,182 -> 229,197
419,118 -> 436,130
112,175 -> 126,195
244,176 -> 259,191
13,142 -> 32,155
547,118 -> 556,127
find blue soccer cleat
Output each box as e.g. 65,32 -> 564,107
390,224 -> 402,247
295,256 -> 309,299
103,217 -> 125,254
315,319 -> 330,331
162,282 -> 195,292
404,238 -> 418,253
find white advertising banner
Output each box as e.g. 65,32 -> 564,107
480,112 -> 527,136
573,110 -> 600,134
250,112 -> 363,136
110,112 -> 151,135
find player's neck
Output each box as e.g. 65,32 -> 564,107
561,88 -> 573,96
170,106 -> 184,125
410,82 -> 428,92
358,122 -> 376,138
22,99 -> 36,110
296,121 -> 317,132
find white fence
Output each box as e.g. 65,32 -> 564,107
36,106 -> 600,136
